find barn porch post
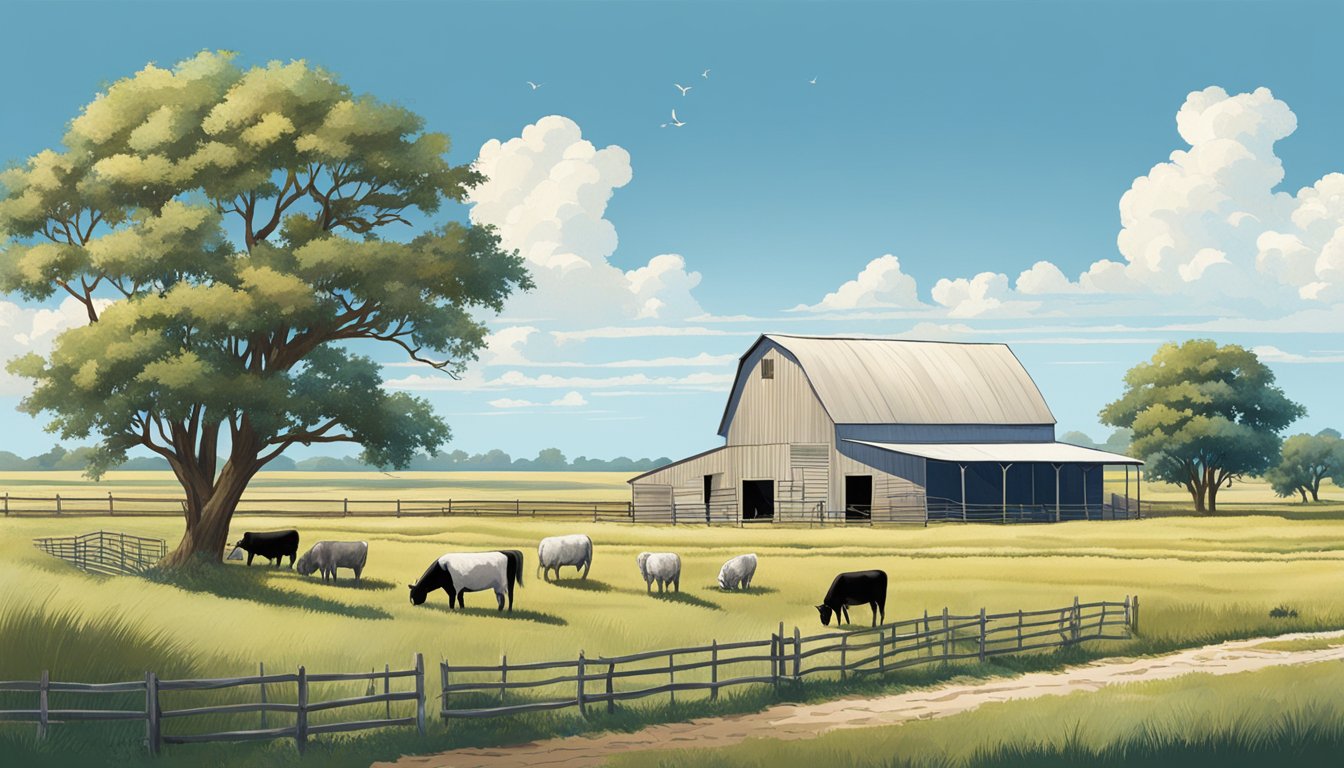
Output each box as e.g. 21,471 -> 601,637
1124,465 -> 1130,517
999,463 -> 1013,524
1052,463 -> 1061,522
959,464 -> 968,521
1137,467 -> 1142,518
1081,465 -> 1091,520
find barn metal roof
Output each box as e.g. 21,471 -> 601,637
845,439 -> 1142,465
732,335 -> 1057,427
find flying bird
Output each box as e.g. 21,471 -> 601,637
675,83 -> 692,96
526,81 -> 543,90
809,76 -> 817,85
669,109 -> 686,127
701,68 -> 711,78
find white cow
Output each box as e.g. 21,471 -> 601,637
717,553 -> 758,590
439,551 -> 510,610
637,552 -> 681,593
537,534 -> 593,581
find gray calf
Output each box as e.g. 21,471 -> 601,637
295,541 -> 369,583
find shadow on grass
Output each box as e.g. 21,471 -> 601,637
547,578 -> 613,592
143,563 -> 392,620
646,590 -> 722,611
422,602 -> 567,626
288,576 -> 399,592
709,585 -> 779,596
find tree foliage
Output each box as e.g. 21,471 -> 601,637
1100,340 -> 1303,514
0,52 -> 530,564
1265,431 -> 1343,502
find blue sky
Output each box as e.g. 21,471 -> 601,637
1,0 -> 1342,462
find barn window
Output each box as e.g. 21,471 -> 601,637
761,358 -> 775,379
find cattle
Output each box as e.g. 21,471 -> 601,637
408,552 -> 510,611
295,541 -> 368,584
816,570 -> 887,627
495,550 -> 525,610
233,530 -> 300,568
537,534 -> 592,581
637,552 -> 681,593
717,553 -> 758,590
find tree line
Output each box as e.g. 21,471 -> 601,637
0,445 -> 672,473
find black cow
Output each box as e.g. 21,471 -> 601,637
816,569 -> 887,627
233,530 -> 300,568
449,550 -> 526,610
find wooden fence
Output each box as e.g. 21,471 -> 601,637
32,530 -> 166,576
0,655 -> 425,756
440,596 -> 1138,721
1,492 -> 636,521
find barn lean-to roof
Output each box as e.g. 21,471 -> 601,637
717,334 -> 1056,436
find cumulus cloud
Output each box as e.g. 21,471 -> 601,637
1250,345 -> 1344,364
800,254 -> 923,310
0,297 -> 108,395
931,272 -> 1017,317
468,115 -> 703,327
1015,261 -> 1080,295
487,391 -> 589,409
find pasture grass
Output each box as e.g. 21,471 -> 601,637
2,513 -> 1343,766
613,660 -> 1344,768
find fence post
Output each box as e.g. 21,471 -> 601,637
259,662 -> 268,729
577,651 -> 587,717
414,653 -> 426,736
55,493 -> 61,515
605,662 -> 615,714
440,660 -> 449,723
385,663 -> 392,720
1123,595 -> 1131,630
109,492 -> 115,516
37,669 -> 49,740
295,665 -> 308,754
840,633 -> 848,681
777,621 -> 785,685
710,640 -> 719,702
500,655 -> 508,705
668,652 -> 676,706
343,497 -> 349,516
923,610 -> 930,657
793,626 -> 802,682
977,608 -> 987,661
878,626 -> 886,672
3,491 -> 8,516
1017,609 -> 1024,651
1072,596 -> 1081,644
1132,595 -> 1140,635
145,671 -> 160,757
942,608 -> 950,659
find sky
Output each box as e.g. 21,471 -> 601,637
1,0 -> 1342,462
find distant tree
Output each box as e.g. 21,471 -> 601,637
533,448 -> 568,470
1101,340 -> 1303,514
1266,431 -> 1344,502
0,52 -> 529,565
1060,428 -> 1132,454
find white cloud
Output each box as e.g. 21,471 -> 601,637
931,272 -> 1016,317
1251,345 -> 1344,364
799,254 -> 923,311
487,390 -> 589,409
0,297 -> 107,396
1015,261 -> 1080,295
469,115 -> 703,327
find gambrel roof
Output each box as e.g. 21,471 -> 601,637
718,334 -> 1056,435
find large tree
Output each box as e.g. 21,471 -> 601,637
0,52 -> 530,565
1100,340 -> 1303,514
1265,430 -> 1343,503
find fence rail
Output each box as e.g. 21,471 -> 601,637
0,655 -> 425,756
440,596 -> 1138,721
32,530 -> 166,575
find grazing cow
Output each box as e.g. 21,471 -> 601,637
816,570 -> 887,627
408,552 -> 510,611
637,552 -> 681,593
233,530 -> 300,568
295,541 -> 368,584
537,534 -> 592,581
717,553 -> 758,590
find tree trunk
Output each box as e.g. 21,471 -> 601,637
161,458 -> 257,567
1207,469 -> 1220,515
1190,479 -> 1207,514
1310,478 -> 1321,502
1299,488 -> 1309,503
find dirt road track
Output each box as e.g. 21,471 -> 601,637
376,629 -> 1344,768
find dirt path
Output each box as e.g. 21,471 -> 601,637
378,630 -> 1344,768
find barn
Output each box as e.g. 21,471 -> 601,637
629,334 -> 1142,524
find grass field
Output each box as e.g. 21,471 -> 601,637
3,472 -> 1344,766
615,658 -> 1344,768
